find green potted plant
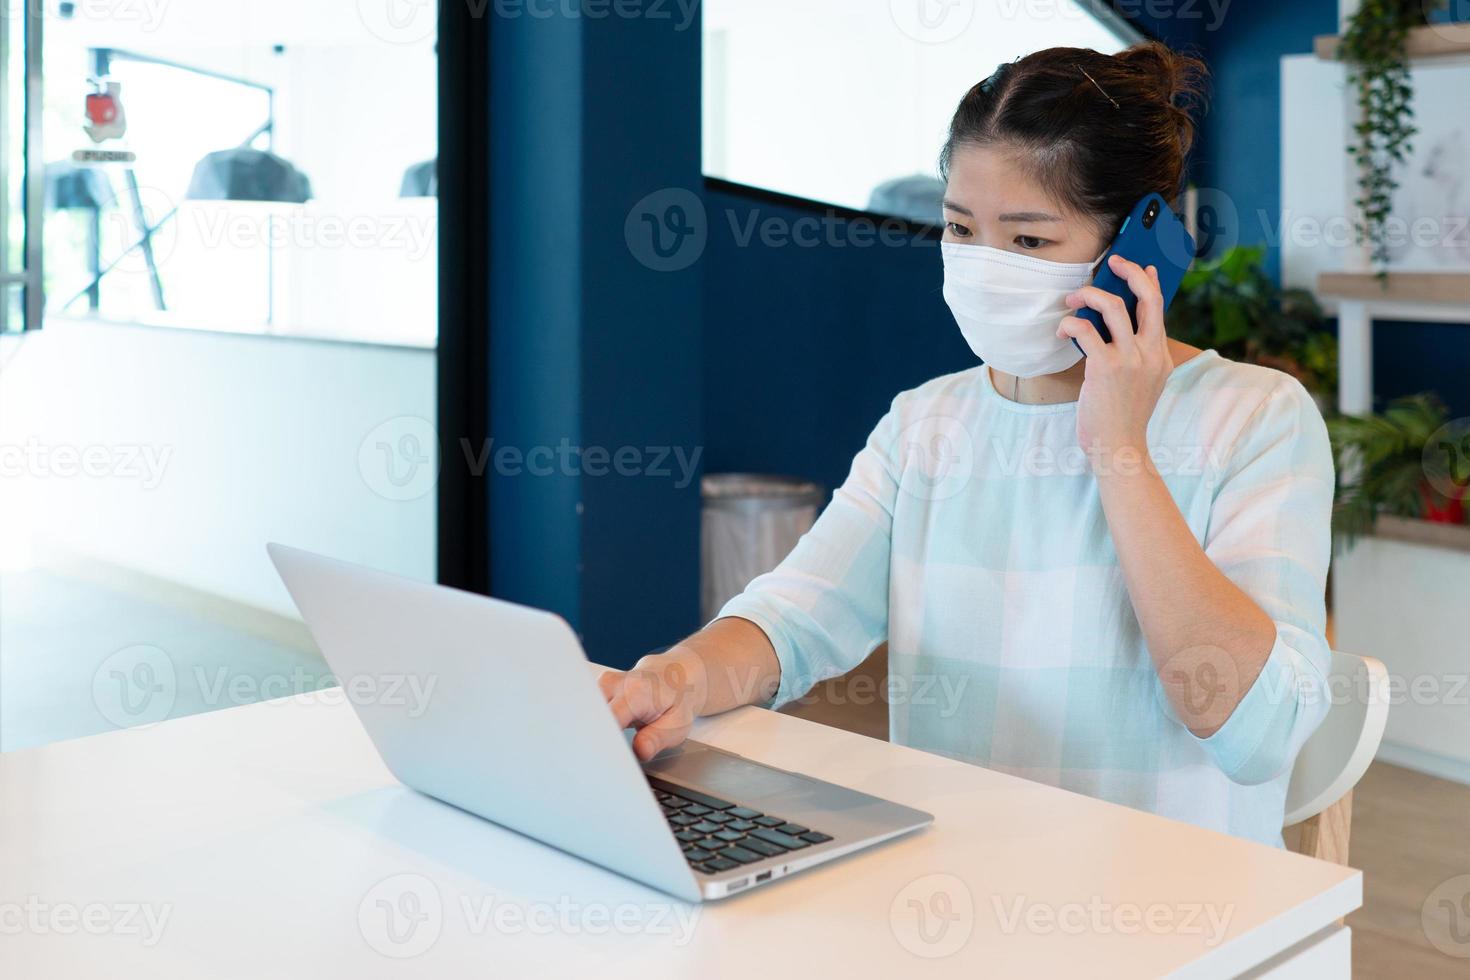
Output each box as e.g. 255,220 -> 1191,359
1327,392 -> 1467,543
1166,244 -> 1338,402
1328,388 -> 1469,781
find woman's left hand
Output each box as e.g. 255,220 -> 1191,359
1057,253 -> 1173,464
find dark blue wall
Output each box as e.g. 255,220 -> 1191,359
1187,3 -> 1339,280
701,192 -> 969,492
489,13 -> 703,668
489,13 -> 584,625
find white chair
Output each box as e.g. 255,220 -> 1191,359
1283,650 -> 1390,865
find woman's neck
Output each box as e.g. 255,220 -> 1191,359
988,360 -> 1088,405
988,339 -> 1204,405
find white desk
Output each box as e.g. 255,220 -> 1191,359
1,676 -> 1359,979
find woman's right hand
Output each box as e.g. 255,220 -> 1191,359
598,647 -> 710,762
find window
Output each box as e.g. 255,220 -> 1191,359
39,5 -> 438,346
1,0 -> 41,333
702,0 -> 1138,221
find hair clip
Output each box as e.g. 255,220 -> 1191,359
1076,64 -> 1120,109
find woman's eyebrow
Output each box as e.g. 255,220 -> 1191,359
941,198 -> 973,217
998,211 -> 1063,222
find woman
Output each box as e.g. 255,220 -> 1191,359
601,42 -> 1333,847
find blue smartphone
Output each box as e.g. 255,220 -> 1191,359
1075,193 -> 1196,349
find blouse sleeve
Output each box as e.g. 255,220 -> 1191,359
1189,376 -> 1336,785
715,398 -> 904,709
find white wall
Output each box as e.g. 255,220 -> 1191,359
0,317 -> 435,618
1334,537 -> 1470,785
1282,54 -> 1470,293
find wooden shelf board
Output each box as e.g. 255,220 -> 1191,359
1315,24 -> 1470,61
1370,515 -> 1470,555
1317,271 -> 1470,305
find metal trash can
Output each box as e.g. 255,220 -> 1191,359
701,473 -> 824,623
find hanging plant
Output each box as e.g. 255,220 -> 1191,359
1335,1 -> 1437,278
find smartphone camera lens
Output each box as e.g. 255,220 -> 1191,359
1142,199 -> 1159,229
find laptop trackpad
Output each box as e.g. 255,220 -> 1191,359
642,742 -> 835,811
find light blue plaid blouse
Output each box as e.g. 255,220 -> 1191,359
719,351 -> 1335,847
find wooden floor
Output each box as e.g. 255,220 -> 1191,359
780,649 -> 1470,977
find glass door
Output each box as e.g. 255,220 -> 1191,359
0,2 -> 439,749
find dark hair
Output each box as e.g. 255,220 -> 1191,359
940,42 -> 1208,236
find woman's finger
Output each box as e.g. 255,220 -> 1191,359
1057,315 -> 1109,361
605,667 -> 666,731
630,707 -> 694,762
597,668 -> 623,701
1068,284 -> 1136,354
1107,254 -> 1166,345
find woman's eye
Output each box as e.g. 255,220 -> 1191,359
1015,235 -> 1047,250
946,222 -> 972,238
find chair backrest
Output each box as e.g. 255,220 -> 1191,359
1283,649 -> 1390,827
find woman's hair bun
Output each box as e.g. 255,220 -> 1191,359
942,41 -> 1210,234
1114,40 -> 1208,155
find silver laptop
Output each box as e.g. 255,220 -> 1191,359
268,543 -> 933,902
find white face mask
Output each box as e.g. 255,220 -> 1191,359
941,241 -> 1099,379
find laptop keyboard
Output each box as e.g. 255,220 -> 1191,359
648,776 -> 834,875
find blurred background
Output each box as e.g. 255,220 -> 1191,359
0,0 -> 1466,974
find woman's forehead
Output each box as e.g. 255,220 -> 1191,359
944,145 -> 1084,224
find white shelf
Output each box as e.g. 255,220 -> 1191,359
1315,23 -> 1470,62
1317,271 -> 1470,305
1370,516 -> 1470,554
